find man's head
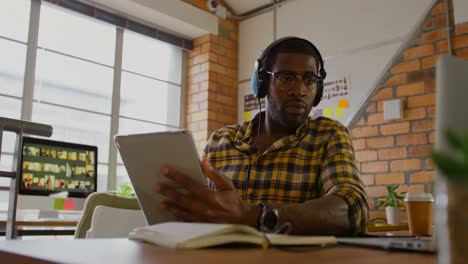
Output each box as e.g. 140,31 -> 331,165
255,37 -> 325,130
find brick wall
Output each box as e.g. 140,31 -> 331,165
182,0 -> 239,154
349,0 -> 468,220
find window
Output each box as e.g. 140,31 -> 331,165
116,31 -> 182,186
0,1 -> 183,193
0,0 -> 30,188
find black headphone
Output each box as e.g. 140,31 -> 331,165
250,36 -> 327,107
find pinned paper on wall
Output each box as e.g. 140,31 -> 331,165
335,107 -> 344,117
310,76 -> 351,123
323,107 -> 333,118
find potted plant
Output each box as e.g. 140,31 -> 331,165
376,184 -> 406,225
432,129 -> 468,264
117,182 -> 135,197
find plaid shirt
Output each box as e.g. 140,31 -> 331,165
203,112 -> 369,234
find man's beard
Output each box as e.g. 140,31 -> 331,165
266,98 -> 312,132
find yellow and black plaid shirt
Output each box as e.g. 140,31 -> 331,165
203,112 -> 369,234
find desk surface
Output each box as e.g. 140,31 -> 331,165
0,238 -> 436,264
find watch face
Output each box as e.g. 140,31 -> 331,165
263,208 -> 279,230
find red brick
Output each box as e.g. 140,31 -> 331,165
425,159 -> 434,170
428,106 -> 435,119
352,139 -> 366,150
217,56 -> 237,68
367,136 -> 394,149
355,117 -> 365,127
397,133 -> 428,145
367,113 -> 385,125
426,80 -> 435,93
431,2 -> 446,15
351,126 -> 379,138
372,88 -> 393,101
396,82 -> 425,97
420,29 -> 447,43
391,159 -> 422,171
411,120 -> 434,132
453,35 -> 468,49
407,94 -> 435,108
456,22 -> 468,35
456,48 -> 468,59
189,46 -> 201,58
378,147 -> 408,160
356,150 -> 378,162
424,18 -> 435,31
429,131 -> 435,144
368,199 -> 375,210
436,15 -> 447,27
377,101 -> 385,112
391,60 -> 420,74
403,45 -> 434,60
362,161 -> 389,173
193,34 -> 217,46
404,108 -> 427,121
376,173 -> 405,185
407,71 -> 434,83
366,186 -> 388,198
438,40 -> 449,53
411,171 -> 434,183
369,211 -> 387,220
398,184 -> 425,194
361,174 -> 375,186
366,102 -> 376,113
383,74 -> 407,87
409,145 -> 433,157
380,122 -> 410,136
421,55 -> 439,69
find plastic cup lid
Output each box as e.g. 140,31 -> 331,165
404,192 -> 434,202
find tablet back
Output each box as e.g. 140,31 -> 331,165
114,130 -> 205,225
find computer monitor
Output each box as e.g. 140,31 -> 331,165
19,137 -> 97,198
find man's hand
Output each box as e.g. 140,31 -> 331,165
155,159 -> 260,225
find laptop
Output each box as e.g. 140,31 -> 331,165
338,55 -> 468,253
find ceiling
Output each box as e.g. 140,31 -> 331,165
223,0 -> 273,15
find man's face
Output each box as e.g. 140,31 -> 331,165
266,52 -> 318,130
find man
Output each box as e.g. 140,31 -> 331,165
155,37 -> 368,235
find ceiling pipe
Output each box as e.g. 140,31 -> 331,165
227,0 -> 292,21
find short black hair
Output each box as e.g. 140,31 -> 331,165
262,38 -> 321,72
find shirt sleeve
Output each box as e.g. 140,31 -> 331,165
319,126 -> 369,235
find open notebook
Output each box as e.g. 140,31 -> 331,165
129,222 -> 337,249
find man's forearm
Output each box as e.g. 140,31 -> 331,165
277,195 -> 351,235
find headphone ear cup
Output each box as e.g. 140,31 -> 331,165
252,71 -> 267,98
313,79 -> 324,107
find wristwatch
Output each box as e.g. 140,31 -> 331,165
257,202 -> 279,233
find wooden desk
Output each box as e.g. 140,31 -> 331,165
0,238 -> 436,264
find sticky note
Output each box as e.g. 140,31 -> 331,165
338,98 -> 349,108
54,198 -> 64,210
243,112 -> 251,121
335,107 -> 344,117
323,107 -> 333,118
63,198 -> 75,210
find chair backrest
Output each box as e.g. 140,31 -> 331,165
74,192 -> 142,238
85,206 -> 147,238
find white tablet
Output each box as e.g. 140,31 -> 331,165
114,130 -> 206,225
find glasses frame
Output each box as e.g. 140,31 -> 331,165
265,70 -> 323,92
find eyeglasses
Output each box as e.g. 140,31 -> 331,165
266,70 -> 322,92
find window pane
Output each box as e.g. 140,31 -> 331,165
0,39 -> 27,97
0,0 -> 30,42
0,96 -> 21,119
116,118 -> 175,164
32,103 -> 110,163
120,72 -> 180,126
35,50 -> 113,114
38,3 -> 115,65
123,31 -> 182,84
0,154 -> 13,186
97,164 -> 108,192
116,164 -> 130,191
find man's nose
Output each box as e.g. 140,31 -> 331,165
288,78 -> 306,97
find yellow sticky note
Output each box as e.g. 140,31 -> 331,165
338,98 -> 349,108
323,107 -> 332,118
243,112 -> 251,121
335,107 -> 344,117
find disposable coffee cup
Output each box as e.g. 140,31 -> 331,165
404,192 -> 434,236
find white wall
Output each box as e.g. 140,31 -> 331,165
238,0 -> 434,125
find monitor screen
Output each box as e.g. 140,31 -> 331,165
19,137 -> 97,198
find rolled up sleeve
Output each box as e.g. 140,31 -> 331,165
319,127 -> 369,235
